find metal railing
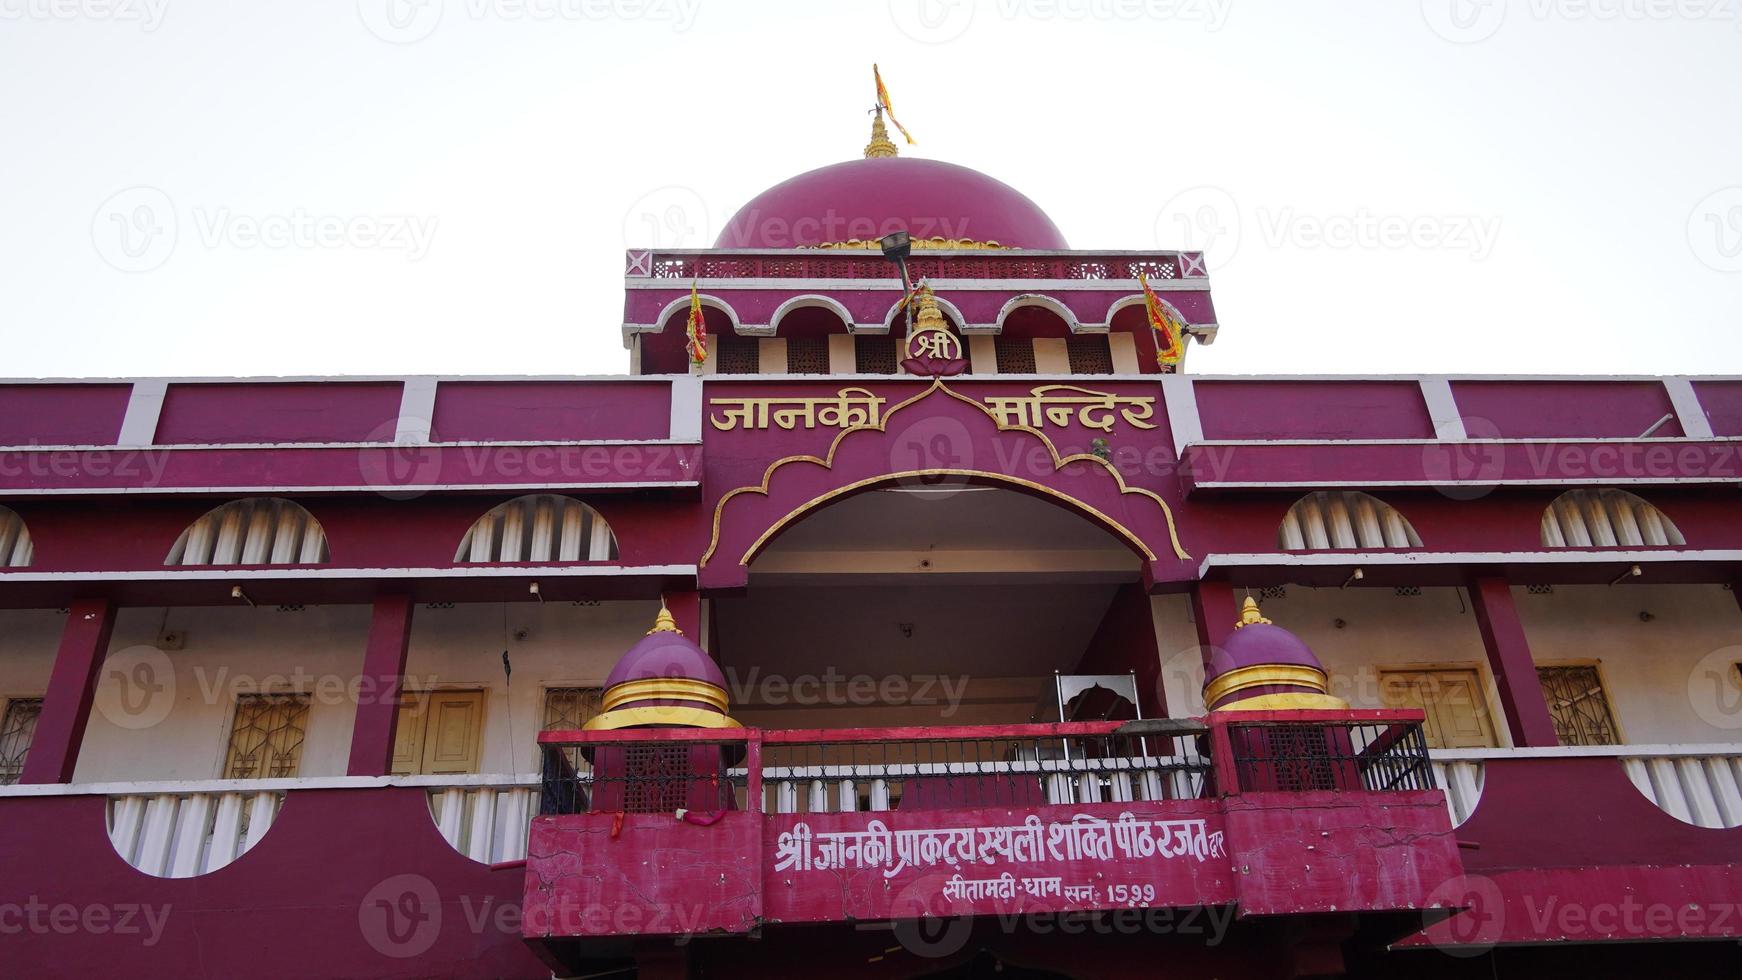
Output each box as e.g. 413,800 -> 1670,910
1214,711 -> 1436,795
537,722 -> 1214,816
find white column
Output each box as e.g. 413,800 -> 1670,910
1663,378 -> 1715,438
1419,378 -> 1468,440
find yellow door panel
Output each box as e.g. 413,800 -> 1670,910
1378,669 -> 1497,750
420,691 -> 484,775
389,694 -> 426,777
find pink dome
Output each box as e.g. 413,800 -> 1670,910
716,158 -> 1069,250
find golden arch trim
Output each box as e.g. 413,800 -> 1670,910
740,469 -> 1161,567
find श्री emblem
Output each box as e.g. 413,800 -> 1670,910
900,286 -> 967,377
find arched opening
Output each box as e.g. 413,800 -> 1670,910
1107,294 -> 1182,374
165,498 -> 328,566
641,298 -> 740,374
715,485 -> 1148,733
0,505 -> 33,567
1279,491 -> 1422,551
455,494 -> 618,563
1542,488 -> 1685,548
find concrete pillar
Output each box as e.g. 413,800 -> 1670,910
1469,575 -> 1560,747
1189,581 -> 1239,665
21,599 -> 118,784
346,595 -> 416,777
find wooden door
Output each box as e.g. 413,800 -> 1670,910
1380,669 -> 1497,749
390,691 -> 485,776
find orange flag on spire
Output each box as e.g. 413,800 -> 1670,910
685,279 -> 708,366
1140,272 -> 1186,368
873,64 -> 915,145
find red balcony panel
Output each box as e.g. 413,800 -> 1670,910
1181,439 -> 1742,491
431,381 -> 671,442
1449,380 -> 1683,439
1693,380 -> 1742,436
1221,790 -> 1459,916
524,810 -> 763,938
154,382 -> 403,444
1195,381 -> 1436,441
0,383 -> 131,446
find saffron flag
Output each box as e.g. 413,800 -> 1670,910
1140,272 -> 1185,368
685,280 -> 707,366
873,64 -> 915,145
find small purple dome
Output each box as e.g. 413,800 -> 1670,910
1212,623 -> 1324,676
716,158 -> 1069,250
602,629 -> 727,689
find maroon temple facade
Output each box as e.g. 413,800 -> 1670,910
3,133 -> 1742,979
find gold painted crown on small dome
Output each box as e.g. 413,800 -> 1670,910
1233,595 -> 1272,629
647,602 -> 682,635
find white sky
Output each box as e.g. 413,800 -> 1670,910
2,0 -> 1738,379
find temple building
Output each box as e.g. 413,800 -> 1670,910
3,105 -> 1741,979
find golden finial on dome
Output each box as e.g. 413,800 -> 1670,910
1233,595 -> 1272,630
647,601 -> 683,635
914,283 -> 945,331
864,109 -> 899,159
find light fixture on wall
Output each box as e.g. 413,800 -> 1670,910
1609,564 -> 1643,586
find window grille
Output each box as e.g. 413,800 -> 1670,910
1065,335 -> 1114,374
456,495 -> 617,563
854,335 -> 898,374
1279,491 -> 1423,550
994,336 -> 1036,374
716,335 -> 759,374
1537,666 -> 1619,746
224,694 -> 310,779
1541,489 -> 1684,548
0,506 -> 32,567
166,498 -> 327,566
0,698 -> 43,784
785,337 -> 829,375
543,687 -> 603,730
